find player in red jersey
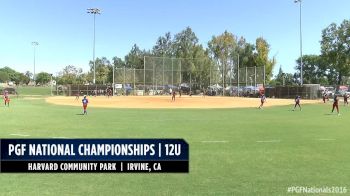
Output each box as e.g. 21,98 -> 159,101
331,95 -> 340,115
82,95 -> 89,115
293,95 -> 302,111
171,90 -> 176,102
344,94 -> 349,106
3,90 -> 10,107
258,94 -> 266,109
322,92 -> 330,103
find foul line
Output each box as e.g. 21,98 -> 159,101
256,140 -> 281,143
10,133 -> 30,137
201,141 -> 228,143
316,138 -> 336,141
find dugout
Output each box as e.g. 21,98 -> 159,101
62,85 -> 113,96
265,84 -> 320,99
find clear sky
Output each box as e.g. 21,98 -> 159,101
1,0 -> 349,77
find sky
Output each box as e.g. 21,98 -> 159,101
1,0 -> 349,77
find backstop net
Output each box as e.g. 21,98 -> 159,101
113,56 -> 265,96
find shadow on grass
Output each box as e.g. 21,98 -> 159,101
324,113 -> 336,115
75,113 -> 85,116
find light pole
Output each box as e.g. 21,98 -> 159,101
87,8 -> 101,84
294,0 -> 303,86
31,41 -> 39,85
50,74 -> 53,96
112,62 -> 115,96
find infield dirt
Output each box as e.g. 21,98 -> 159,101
45,96 -> 319,109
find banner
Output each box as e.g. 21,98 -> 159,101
0,139 -> 189,173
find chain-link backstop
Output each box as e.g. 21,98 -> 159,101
113,56 -> 265,96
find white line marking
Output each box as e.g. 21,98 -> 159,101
256,140 -> 281,143
201,141 -> 228,143
52,137 -> 68,139
10,133 -> 30,137
317,138 -> 336,141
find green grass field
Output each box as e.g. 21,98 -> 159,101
1,97 -> 349,195
16,86 -> 51,96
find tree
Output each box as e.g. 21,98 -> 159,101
25,71 -> 33,80
152,32 -> 173,57
321,20 -> 350,85
89,57 -> 111,84
237,37 -> 256,68
19,73 -> 31,85
58,65 -> 83,85
0,71 -> 9,82
35,72 -> 51,85
172,27 -> 199,58
275,66 -> 297,86
208,31 -> 237,92
254,37 -> 276,82
294,55 -> 331,85
108,56 -> 126,83
124,44 -> 150,69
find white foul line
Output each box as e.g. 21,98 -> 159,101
10,133 -> 30,137
201,141 -> 228,143
317,138 -> 336,141
256,140 -> 281,143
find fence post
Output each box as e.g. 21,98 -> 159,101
162,57 -> 165,89
245,66 -> 248,87
237,54 -> 240,97
134,68 -> 136,95
254,66 -> 257,88
209,63 -> 211,87
263,65 -> 266,87
172,58 -> 174,87
153,61 -> 155,92
179,59 -> 182,85
144,56 -> 146,96
124,66 -> 126,96
222,63 -> 225,96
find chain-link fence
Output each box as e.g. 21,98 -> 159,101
111,56 -> 265,96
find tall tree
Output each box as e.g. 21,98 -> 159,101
172,27 -> 199,58
0,71 -> 9,82
237,37 -> 256,68
125,44 -> 150,69
89,57 -> 111,84
152,32 -> 173,57
172,27 -> 202,86
35,72 -> 51,85
208,31 -> 237,91
108,56 -> 126,83
254,37 -> 276,82
58,65 -> 83,85
295,55 -> 331,85
321,20 -> 350,84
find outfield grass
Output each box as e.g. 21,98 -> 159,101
16,86 -> 51,96
1,98 -> 350,195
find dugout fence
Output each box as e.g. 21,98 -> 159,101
264,84 -> 320,99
